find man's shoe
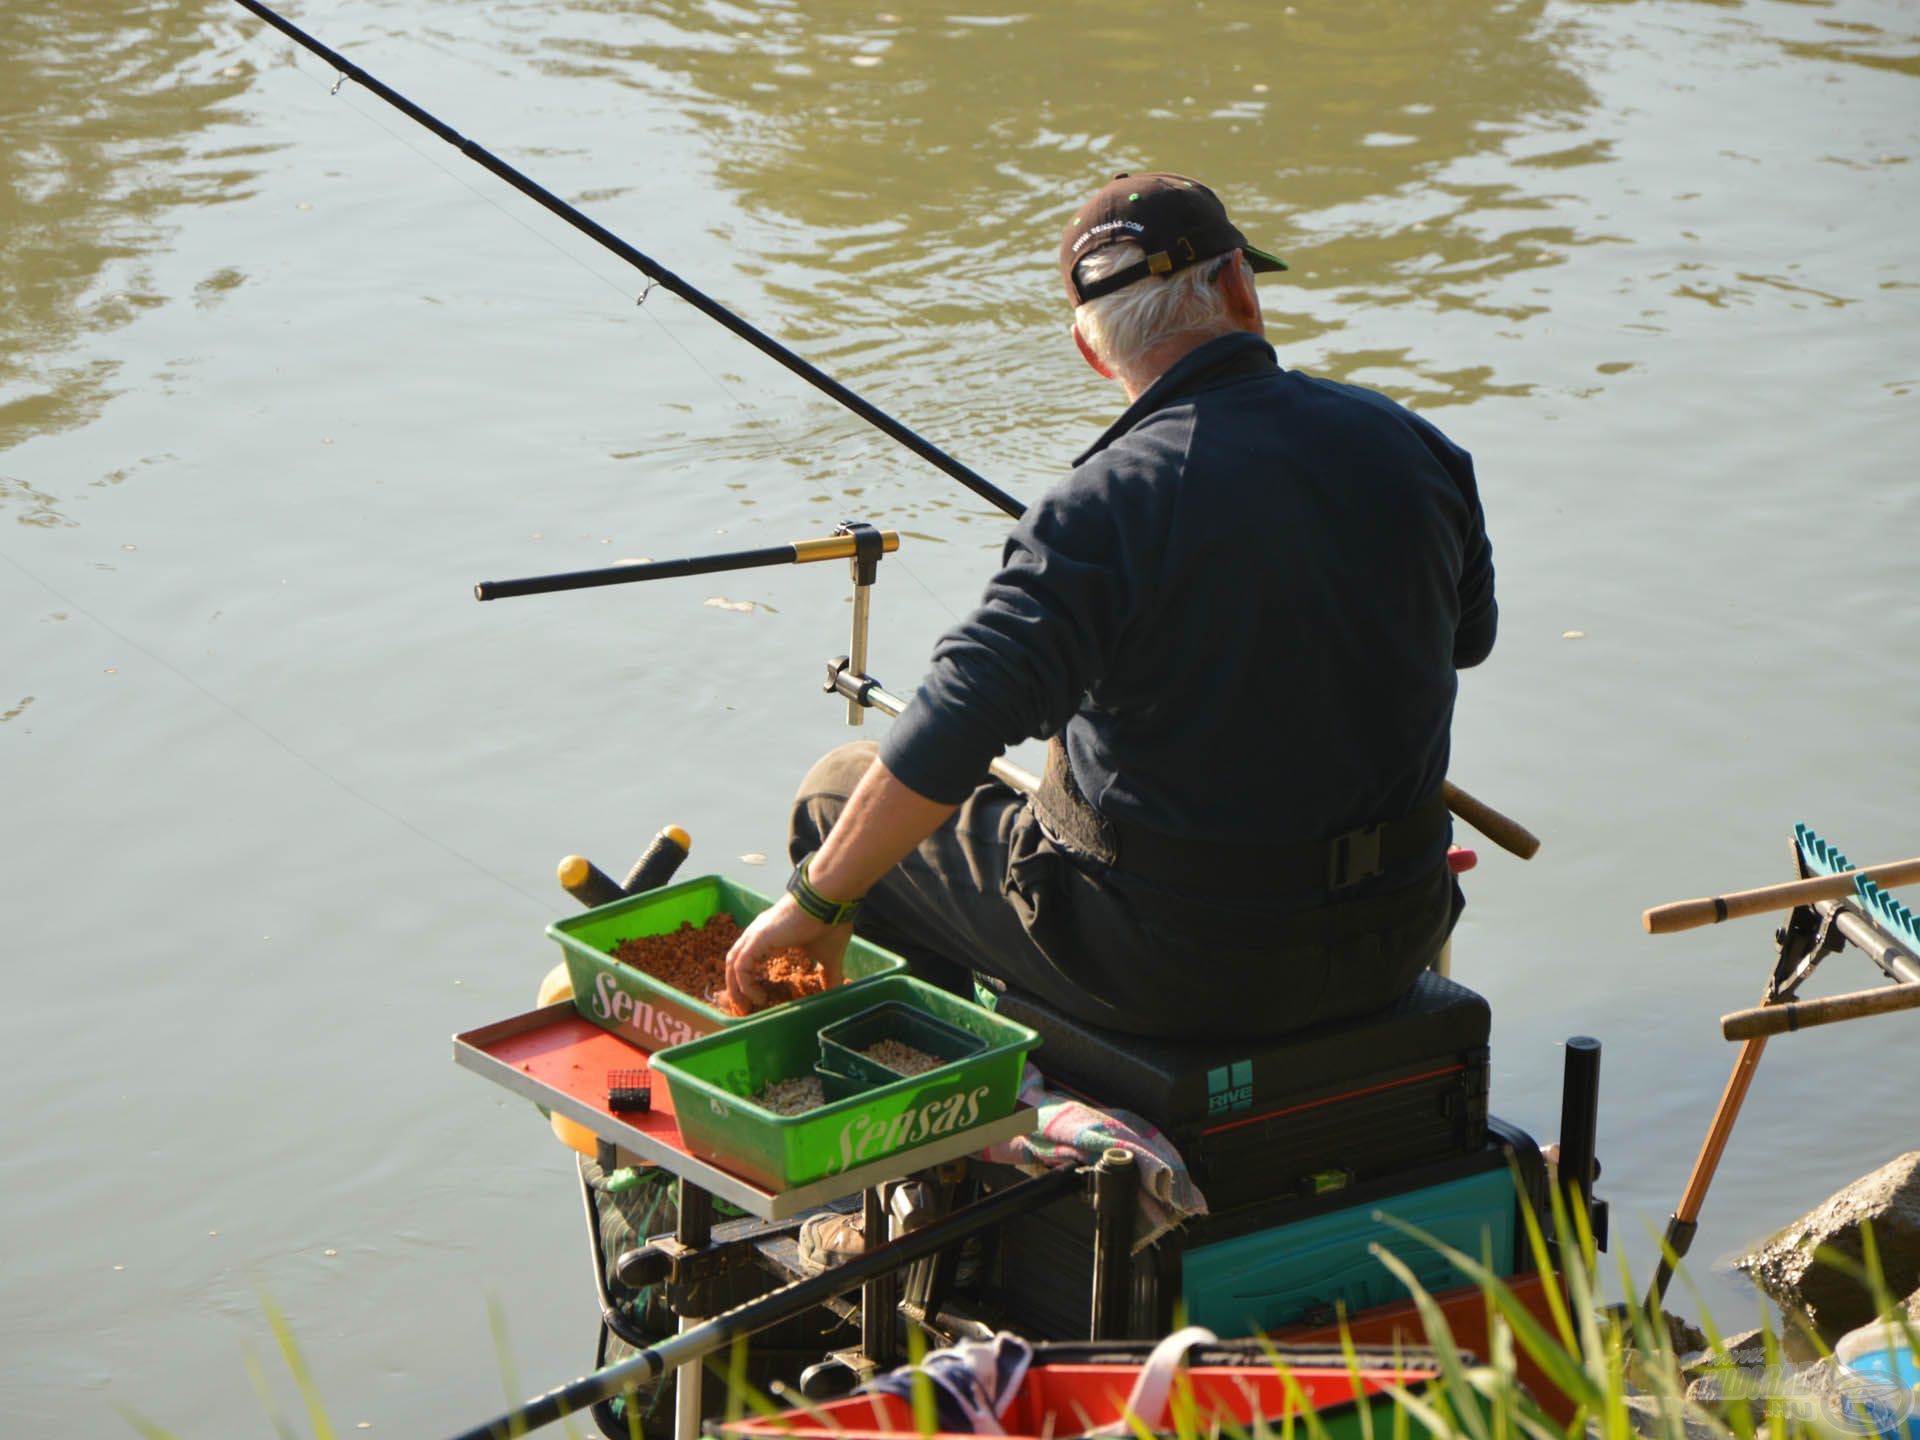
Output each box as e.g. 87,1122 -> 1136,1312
796,1182 -> 933,1276
797,1210 -> 867,1274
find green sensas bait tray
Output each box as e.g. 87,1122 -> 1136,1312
648,975 -> 1040,1192
819,1001 -> 985,1089
546,874 -> 906,1050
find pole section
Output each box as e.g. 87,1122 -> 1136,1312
445,1167 -> 1080,1440
231,0 -> 1026,520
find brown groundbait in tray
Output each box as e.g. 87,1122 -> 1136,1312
610,913 -> 826,1017
755,1076 -> 826,1115
861,1039 -> 941,1076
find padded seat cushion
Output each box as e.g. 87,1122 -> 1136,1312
994,970 -> 1491,1134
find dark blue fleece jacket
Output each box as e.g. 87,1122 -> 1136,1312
880,331 -> 1495,892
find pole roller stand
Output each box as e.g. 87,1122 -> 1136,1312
624,825 -> 692,895
558,855 -> 626,909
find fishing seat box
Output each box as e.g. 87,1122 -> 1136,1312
991,969 -> 1492,1213
978,1118 -> 1547,1343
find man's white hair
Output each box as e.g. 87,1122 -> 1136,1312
1072,244 -> 1239,384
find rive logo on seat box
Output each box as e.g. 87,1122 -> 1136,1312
1207,1060 -> 1254,1115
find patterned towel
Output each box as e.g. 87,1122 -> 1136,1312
981,1063 -> 1208,1250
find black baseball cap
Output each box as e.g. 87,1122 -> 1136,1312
1059,172 -> 1287,306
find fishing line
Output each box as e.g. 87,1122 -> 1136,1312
234,23 -> 751,412
237,20 -> 969,608
229,0 -> 1027,520
0,545 -> 554,914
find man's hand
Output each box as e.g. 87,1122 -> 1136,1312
724,754 -> 955,1013
724,894 -> 852,1014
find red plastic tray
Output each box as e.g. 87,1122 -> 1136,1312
454,1003 -> 1033,1219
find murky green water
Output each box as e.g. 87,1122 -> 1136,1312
3,0 -> 1917,1432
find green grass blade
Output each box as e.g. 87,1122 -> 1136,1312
488,1296 -> 530,1439
764,1378 -> 852,1431
257,1284 -> 337,1440
1512,1175 -> 1574,1367
1370,1379 -> 1454,1440
706,1351 -> 787,1440
1335,1309 -> 1377,1440
1858,1216 -> 1920,1364
1671,1276 -> 1769,1440
1171,1354 -> 1203,1440
1387,1333 -> 1413,1440
725,1335 -> 751,1428
1252,1332 -> 1332,1440
1371,1214 -> 1602,1414
239,1340 -> 302,1440
1366,1242 -> 1489,1440
1552,1182 -> 1603,1383
114,1406 -> 186,1440
906,1319 -> 937,1438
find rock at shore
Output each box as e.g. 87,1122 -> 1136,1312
1734,1151 -> 1920,1339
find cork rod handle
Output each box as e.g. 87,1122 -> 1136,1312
1721,982 -> 1920,1040
1442,781 -> 1540,861
1644,855 -> 1920,935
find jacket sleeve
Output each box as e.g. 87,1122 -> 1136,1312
1450,449 -> 1497,670
1385,398 -> 1497,671
879,458 -> 1153,803
1451,480 -> 1497,672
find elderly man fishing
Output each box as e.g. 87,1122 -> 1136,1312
726,171 -> 1496,1046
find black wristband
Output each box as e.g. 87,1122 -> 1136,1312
786,853 -> 865,927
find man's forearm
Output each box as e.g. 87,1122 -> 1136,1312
804,755 -> 958,902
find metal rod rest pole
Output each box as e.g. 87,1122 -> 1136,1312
828,667 -> 1042,794
841,521 -> 885,729
847,580 -> 872,727
475,532 -> 900,602
672,1181 -> 716,1440
1817,897 -> 1920,985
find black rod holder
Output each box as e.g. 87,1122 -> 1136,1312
1557,1036 -> 1602,1234
1646,1215 -> 1698,1312
676,1179 -> 714,1252
475,531 -> 899,602
1090,1148 -> 1139,1340
860,1186 -> 901,1367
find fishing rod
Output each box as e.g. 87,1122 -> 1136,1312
446,1167 -> 1082,1440
235,3 -> 1547,856
230,0 -> 1026,521
825,660 -> 1542,863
